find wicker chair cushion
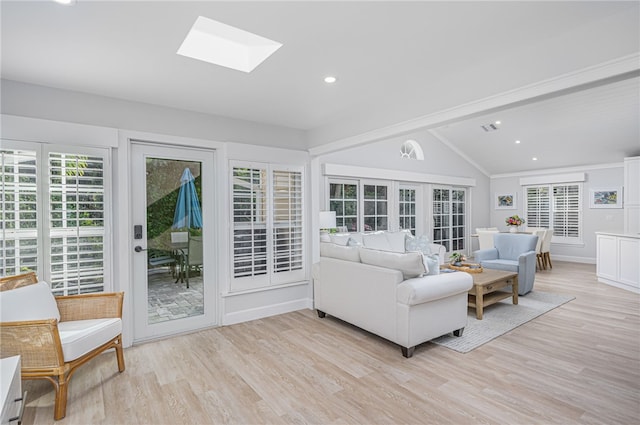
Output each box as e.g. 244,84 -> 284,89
58,318 -> 122,361
0,281 -> 61,322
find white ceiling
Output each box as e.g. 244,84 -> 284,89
1,0 -> 639,175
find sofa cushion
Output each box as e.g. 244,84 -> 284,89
359,248 -> 425,279
480,259 -> 519,273
0,281 -> 61,322
58,318 -> 122,362
362,232 -> 393,251
320,242 -> 361,262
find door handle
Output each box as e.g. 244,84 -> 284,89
134,246 -> 146,252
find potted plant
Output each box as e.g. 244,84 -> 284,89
449,252 -> 465,266
505,214 -> 525,233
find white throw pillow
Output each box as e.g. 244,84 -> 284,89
320,242 -> 361,262
385,231 -> 410,253
0,281 -> 60,322
359,248 -> 426,279
329,233 -> 352,246
362,232 -> 393,251
422,254 -> 440,276
346,237 -> 362,247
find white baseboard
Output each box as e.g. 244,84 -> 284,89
222,298 -> 313,326
597,277 -> 640,294
552,255 -> 596,265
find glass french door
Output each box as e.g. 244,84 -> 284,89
131,143 -> 216,342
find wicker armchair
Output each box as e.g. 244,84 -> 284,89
0,273 -> 125,421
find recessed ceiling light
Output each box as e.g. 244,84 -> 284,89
177,16 -> 282,73
53,0 -> 76,5
532,157 -> 538,161
324,76 -> 337,84
515,140 -> 521,144
495,121 -> 501,125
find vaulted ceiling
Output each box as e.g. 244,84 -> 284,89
1,1 -> 639,175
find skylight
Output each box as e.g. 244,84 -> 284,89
177,16 -> 282,73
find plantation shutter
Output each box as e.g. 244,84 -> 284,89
553,184 -> 581,241
49,153 -> 106,295
525,186 -> 550,228
231,163 -> 305,291
232,166 -> 268,280
272,170 -> 303,279
0,149 -> 39,276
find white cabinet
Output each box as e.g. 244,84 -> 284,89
624,157 -> 640,235
1,356 -> 23,425
596,232 -> 640,293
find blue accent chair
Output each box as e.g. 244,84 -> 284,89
474,233 -> 538,295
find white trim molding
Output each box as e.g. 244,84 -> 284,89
323,163 -> 476,187
520,173 -> 586,186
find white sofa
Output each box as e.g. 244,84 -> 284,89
313,232 -> 473,358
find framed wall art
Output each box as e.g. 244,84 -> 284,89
590,187 -> 622,208
495,193 -> 516,210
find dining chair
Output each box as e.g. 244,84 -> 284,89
533,229 -> 546,270
541,229 -> 554,269
476,229 -> 499,251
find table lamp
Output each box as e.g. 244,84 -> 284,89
319,211 -> 337,242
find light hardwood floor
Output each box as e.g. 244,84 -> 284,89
21,262 -> 640,424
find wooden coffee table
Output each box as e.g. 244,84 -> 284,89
467,269 -> 518,320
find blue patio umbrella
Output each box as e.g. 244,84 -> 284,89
172,168 -> 203,229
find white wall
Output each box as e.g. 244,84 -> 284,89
490,164 -> 625,263
0,81 -> 312,346
1,79 -> 306,150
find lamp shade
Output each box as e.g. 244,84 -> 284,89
319,211 -> 337,229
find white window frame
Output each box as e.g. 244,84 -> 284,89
431,185 -> 467,254
525,183 -> 583,245
230,161 -> 305,292
398,184 -> 420,236
327,178 -> 393,233
1,140 -> 112,293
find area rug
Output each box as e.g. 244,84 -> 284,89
432,291 -> 575,353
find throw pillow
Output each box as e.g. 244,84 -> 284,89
346,237 -> 362,247
329,233 -> 352,246
0,281 -> 61,322
320,242 -> 361,263
385,231 -> 411,253
362,232 -> 393,251
358,248 -> 426,279
405,234 -> 431,254
422,254 -> 440,276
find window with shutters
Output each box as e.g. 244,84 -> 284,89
1,142 -> 110,295
231,162 -> 304,290
525,183 -> 582,244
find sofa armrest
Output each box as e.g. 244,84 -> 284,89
56,292 -> 124,322
397,272 -> 473,306
474,248 -> 498,262
0,319 -> 65,370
